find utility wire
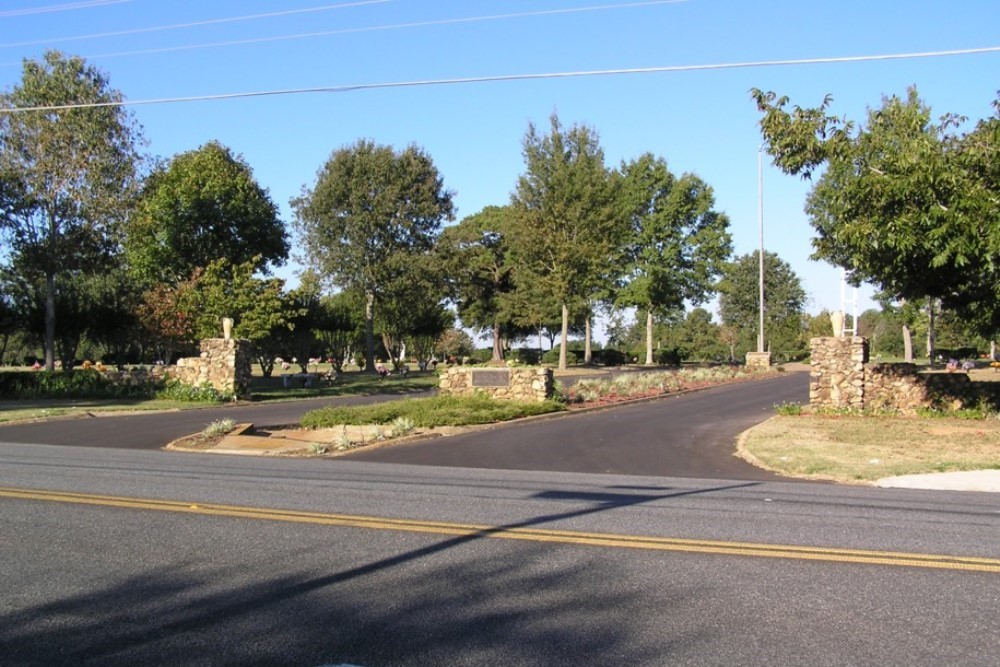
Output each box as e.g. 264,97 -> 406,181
3,46 -> 998,114
0,0 -> 129,19
0,0 -> 390,49
1,0 -> 687,65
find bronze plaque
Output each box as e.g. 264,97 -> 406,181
471,369 -> 511,387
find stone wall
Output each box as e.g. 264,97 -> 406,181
745,351 -> 772,369
810,336 -> 868,410
170,338 -> 253,399
810,337 -> 1000,414
439,366 -> 554,402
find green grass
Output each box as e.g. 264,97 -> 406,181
300,393 -> 565,429
740,414 -> 1000,483
250,371 -> 438,400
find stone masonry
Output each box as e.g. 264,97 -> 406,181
439,366 -> 554,402
810,336 -> 1000,414
171,338 -> 253,399
810,336 -> 868,410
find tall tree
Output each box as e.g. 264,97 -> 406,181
617,153 -> 732,365
437,206 -> 518,362
292,140 -> 454,372
0,51 -> 143,370
508,114 -> 623,369
718,250 -> 806,359
125,140 -> 288,285
752,87 -> 1000,337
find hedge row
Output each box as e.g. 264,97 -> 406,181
0,370 -> 160,400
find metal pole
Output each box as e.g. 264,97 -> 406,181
758,144 -> 765,353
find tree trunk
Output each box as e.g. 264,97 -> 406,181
902,324 -> 913,363
491,319 -> 504,362
584,316 -> 592,365
559,303 -> 569,370
45,271 -> 56,372
364,290 -> 376,373
645,308 -> 654,365
926,298 -> 936,362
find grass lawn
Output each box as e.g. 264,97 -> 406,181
740,413 -> 1000,483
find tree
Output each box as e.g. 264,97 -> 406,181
752,87 -> 1000,337
616,153 -> 732,365
718,250 -> 806,360
187,257 -> 299,349
434,328 -> 476,363
508,114 -> 623,369
125,140 -> 288,286
312,291 -> 361,372
136,279 -> 198,364
0,51 -> 144,370
292,140 -> 455,372
437,206 -> 519,362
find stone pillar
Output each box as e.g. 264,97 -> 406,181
173,338 -> 253,399
810,337 -> 868,410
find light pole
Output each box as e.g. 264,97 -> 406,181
757,143 -> 765,354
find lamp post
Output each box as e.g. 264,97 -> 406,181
757,143 -> 765,354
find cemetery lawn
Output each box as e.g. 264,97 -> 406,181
0,371 -> 439,424
739,414 -> 1000,483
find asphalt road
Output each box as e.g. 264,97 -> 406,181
347,372 -> 808,479
0,371 -> 808,481
2,445 -> 998,667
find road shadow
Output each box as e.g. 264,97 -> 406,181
0,483 -> 752,665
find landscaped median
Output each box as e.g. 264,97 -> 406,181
738,412 -> 1000,484
172,365 -> 780,456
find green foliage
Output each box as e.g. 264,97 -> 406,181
292,139 -> 455,371
0,51 -> 144,371
718,250 -> 807,360
774,401 -> 804,416
437,206 -> 522,362
300,393 -> 564,429
125,141 -> 288,286
617,154 -> 732,363
186,257 -> 298,344
753,87 -> 1000,337
202,418 -> 237,437
155,379 -> 233,403
508,113 -> 624,369
390,416 -> 415,437
0,370 -> 158,399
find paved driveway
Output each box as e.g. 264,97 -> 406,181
346,371 -> 809,480
0,370 -> 809,480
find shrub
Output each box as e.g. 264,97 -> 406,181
0,369 -> 159,400
774,402 -> 803,416
510,348 -> 542,365
156,379 -> 233,403
202,419 -> 237,437
654,348 -> 682,366
591,348 -> 627,366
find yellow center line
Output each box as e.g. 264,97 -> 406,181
3,486 -> 999,573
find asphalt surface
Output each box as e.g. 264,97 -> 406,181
347,372 -> 809,479
2,445 -> 998,667
0,371 -> 809,481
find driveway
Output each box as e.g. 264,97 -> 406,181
0,370 -> 809,481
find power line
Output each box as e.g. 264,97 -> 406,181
0,0 -> 129,19
2,46 -> 998,113
1,0 -> 687,65
0,0 -> 390,50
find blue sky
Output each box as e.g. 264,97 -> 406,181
2,0 -> 998,338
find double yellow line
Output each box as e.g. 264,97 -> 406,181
3,486 -> 999,573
